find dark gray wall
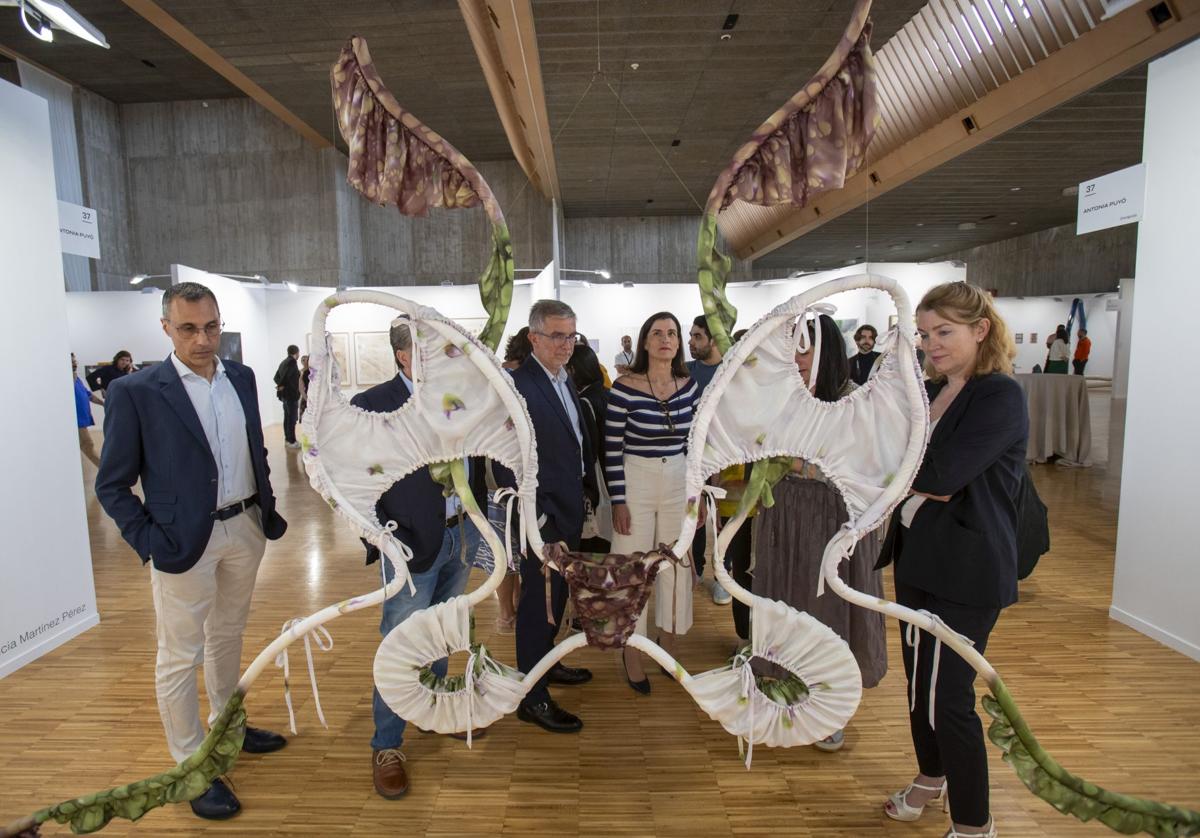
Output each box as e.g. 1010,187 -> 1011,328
563,215 -> 753,284
945,222 -> 1137,296
75,96 -> 552,291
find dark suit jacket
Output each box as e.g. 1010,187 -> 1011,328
848,351 -> 880,386
882,373 -> 1029,608
500,356 -> 597,547
274,357 -> 300,400
96,355 -> 287,574
351,375 -> 488,574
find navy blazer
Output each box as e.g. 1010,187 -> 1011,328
351,375 -> 488,574
889,373 -> 1029,608
501,356 -> 597,548
96,355 -> 287,574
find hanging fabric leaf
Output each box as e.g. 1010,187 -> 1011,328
331,37 -> 513,351
983,681 -> 1200,836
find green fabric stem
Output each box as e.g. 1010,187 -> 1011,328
28,693 -> 246,835
734,457 -> 795,520
984,680 -> 1200,837
730,644 -> 812,707
476,221 -> 514,353
696,213 -> 738,357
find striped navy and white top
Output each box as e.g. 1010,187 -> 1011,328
604,378 -> 699,504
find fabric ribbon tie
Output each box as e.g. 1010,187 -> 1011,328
904,610 -> 976,730
463,646 -> 480,749
792,303 -> 836,394
274,618 -> 334,735
493,487 -> 524,571
375,520 -> 415,596
732,648 -> 757,770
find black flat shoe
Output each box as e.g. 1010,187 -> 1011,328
622,653 -> 650,695
547,663 -> 593,686
189,778 -> 241,821
242,726 -> 287,754
517,699 -> 583,733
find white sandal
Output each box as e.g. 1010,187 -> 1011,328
945,820 -> 997,838
883,779 -> 947,822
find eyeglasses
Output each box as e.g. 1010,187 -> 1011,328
533,331 -> 582,346
169,320 -> 224,339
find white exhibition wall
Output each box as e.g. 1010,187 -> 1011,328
1112,39 -> 1200,662
0,80 -> 99,678
992,292 -> 1118,378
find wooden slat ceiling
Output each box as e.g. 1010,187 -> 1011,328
532,0 -> 929,216
0,0 -> 240,100
754,65 -> 1147,271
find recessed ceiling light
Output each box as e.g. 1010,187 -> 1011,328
720,32 -> 732,40
1010,186 -> 1021,192
1009,221 -> 1018,226
1062,185 -> 1079,197
629,62 -> 639,70
957,222 -> 977,231
916,222 -> 924,227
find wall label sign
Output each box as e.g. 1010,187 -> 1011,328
58,200 -> 101,259
1076,164 -> 1145,235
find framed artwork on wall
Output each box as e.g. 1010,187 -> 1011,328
354,332 -> 394,386
217,331 -> 243,364
1015,332 -> 1024,344
308,332 -> 352,386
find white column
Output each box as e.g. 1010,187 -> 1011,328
1110,40 -> 1200,661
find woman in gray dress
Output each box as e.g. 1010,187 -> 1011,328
754,313 -> 886,751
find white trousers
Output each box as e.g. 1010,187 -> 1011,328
609,453 -> 693,635
150,507 -> 266,762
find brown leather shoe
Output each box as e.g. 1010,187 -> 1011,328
372,748 -> 409,799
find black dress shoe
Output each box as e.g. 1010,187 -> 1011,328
622,654 -> 651,695
189,778 -> 241,820
517,699 -> 583,733
547,664 -> 593,686
242,726 -> 287,754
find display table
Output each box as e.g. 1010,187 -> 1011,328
1014,373 -> 1092,465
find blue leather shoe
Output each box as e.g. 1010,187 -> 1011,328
242,726 -> 287,754
189,778 -> 241,820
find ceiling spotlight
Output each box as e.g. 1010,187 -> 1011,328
440,279 -> 453,287
284,281 -> 299,293
129,274 -> 147,285
597,269 -> 611,280
629,62 -> 639,70
719,32 -> 732,41
1010,186 -> 1021,192
915,222 -> 924,227
621,281 -> 635,288
956,222 -> 977,231
19,0 -> 52,41
1009,221 -> 1018,226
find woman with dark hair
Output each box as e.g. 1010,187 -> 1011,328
503,327 -> 532,370
568,343 -> 610,553
605,312 -> 698,694
754,313 -> 886,751
880,282 -> 1027,838
1045,324 -> 1070,374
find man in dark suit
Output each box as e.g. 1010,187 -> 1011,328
350,318 -> 487,800
504,300 -> 597,734
849,324 -> 881,386
95,282 -> 288,822
273,344 -> 301,449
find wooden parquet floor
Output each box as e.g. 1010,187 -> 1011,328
2,422 -> 1197,837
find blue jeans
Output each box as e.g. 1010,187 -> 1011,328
371,519 -> 481,750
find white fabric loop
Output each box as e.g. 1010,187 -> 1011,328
493,487 -> 524,571
905,610 -> 976,730
274,618 -> 334,735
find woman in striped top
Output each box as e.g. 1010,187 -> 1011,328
606,311 -> 700,694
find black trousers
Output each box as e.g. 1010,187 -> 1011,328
516,531 -> 574,706
1072,359 -> 1088,375
896,580 -> 1000,828
282,398 -> 299,443
692,519 -> 752,640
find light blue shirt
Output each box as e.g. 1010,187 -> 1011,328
170,353 -> 255,508
532,355 -> 583,449
398,369 -> 469,518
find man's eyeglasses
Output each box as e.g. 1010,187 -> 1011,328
533,331 -> 582,347
169,321 -> 224,339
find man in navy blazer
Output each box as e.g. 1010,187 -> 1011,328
96,282 -> 287,822
350,318 -> 487,800
503,300 -> 597,734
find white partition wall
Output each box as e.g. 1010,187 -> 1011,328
0,80 -> 99,678
1111,39 -> 1200,661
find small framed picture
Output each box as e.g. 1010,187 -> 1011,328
1030,332 -> 1038,344
1015,333 -> 1024,344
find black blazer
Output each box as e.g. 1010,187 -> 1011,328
883,373 -> 1029,608
351,375 -> 488,574
96,356 -> 287,574
500,356 -> 597,548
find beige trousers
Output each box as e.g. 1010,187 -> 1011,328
150,506 -> 266,762
78,427 -> 100,468
609,453 -> 693,635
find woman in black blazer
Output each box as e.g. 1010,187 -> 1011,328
881,282 -> 1027,838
